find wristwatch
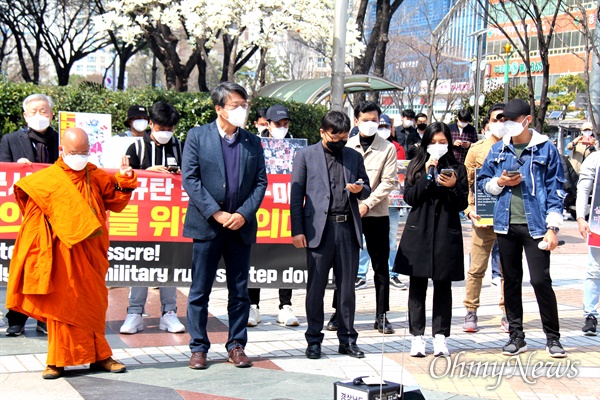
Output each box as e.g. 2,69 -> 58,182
547,226 -> 560,233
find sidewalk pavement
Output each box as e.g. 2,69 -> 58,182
0,219 -> 598,400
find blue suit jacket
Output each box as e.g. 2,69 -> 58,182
290,143 -> 370,249
182,121 -> 267,245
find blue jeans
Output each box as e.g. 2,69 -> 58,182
188,229 -> 252,353
388,207 -> 400,278
357,208 -> 401,280
584,247 -> 600,317
357,235 -> 370,280
491,240 -> 502,279
127,287 -> 177,315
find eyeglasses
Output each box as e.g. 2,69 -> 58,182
65,151 -> 90,156
224,102 -> 248,110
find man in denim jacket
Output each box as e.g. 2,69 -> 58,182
478,99 -> 567,358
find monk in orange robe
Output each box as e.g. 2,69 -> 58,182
6,127 -> 137,379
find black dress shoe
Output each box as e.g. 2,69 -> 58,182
326,313 -> 338,331
5,325 -> 25,337
305,343 -> 321,359
338,343 -> 365,358
374,314 -> 395,334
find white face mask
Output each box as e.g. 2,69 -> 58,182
582,130 -> 593,138
270,127 -> 288,139
426,143 -> 448,160
358,121 -> 379,137
402,120 -> 414,128
377,128 -> 391,140
488,122 -> 506,139
27,114 -> 50,132
153,130 -> 174,144
483,130 -> 492,139
458,121 -> 469,129
62,153 -> 88,171
504,119 -> 528,137
225,106 -> 247,128
132,119 -> 148,132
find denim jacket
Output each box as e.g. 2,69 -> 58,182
477,129 -> 565,238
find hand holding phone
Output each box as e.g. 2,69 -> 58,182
353,179 -> 364,185
506,170 -> 520,177
440,168 -> 454,177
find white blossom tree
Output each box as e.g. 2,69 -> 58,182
93,0 -> 363,92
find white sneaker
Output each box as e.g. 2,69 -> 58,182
433,334 -> 450,356
248,304 -> 261,327
410,335 -> 427,357
120,314 -> 144,334
277,305 -> 299,326
159,310 -> 185,333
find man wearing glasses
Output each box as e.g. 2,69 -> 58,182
290,110 -> 370,360
182,82 -> 267,370
1,93 -> 58,337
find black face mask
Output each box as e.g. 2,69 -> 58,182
326,140 -> 347,153
417,123 -> 427,131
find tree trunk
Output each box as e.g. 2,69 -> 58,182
220,35 -> 233,83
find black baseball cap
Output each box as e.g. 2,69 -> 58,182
497,99 -> 530,120
266,104 -> 290,122
124,105 -> 148,128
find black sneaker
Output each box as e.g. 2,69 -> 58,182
582,314 -> 597,336
5,325 -> 25,337
355,277 -> 367,290
502,335 -> 527,355
36,321 -> 48,334
546,338 -> 567,358
390,276 -> 407,290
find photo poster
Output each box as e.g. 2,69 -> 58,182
587,168 -> 600,247
261,138 -> 307,174
58,111 -> 112,167
389,160 -> 410,207
474,168 -> 495,226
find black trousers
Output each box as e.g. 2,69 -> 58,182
496,224 -> 560,340
305,219 -> 359,345
248,288 -> 292,309
408,277 -> 452,337
332,216 -> 390,315
6,310 -> 29,326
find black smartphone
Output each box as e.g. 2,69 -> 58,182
506,170 -> 520,177
440,168 -> 454,177
167,165 -> 180,172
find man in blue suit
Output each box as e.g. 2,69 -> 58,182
182,82 -> 267,370
290,111 -> 371,359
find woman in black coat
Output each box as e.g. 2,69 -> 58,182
393,122 -> 468,358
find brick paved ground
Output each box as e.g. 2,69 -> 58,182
0,219 -> 598,399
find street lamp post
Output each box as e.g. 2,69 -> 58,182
503,43 -> 513,104
330,0 -> 348,112
468,28 -> 488,133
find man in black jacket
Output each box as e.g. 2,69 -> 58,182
0,93 -> 57,336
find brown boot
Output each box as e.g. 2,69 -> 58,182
90,357 -> 126,373
42,365 -> 64,379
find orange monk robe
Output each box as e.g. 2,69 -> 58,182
6,158 -> 137,367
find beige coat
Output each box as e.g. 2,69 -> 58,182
346,134 -> 398,217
